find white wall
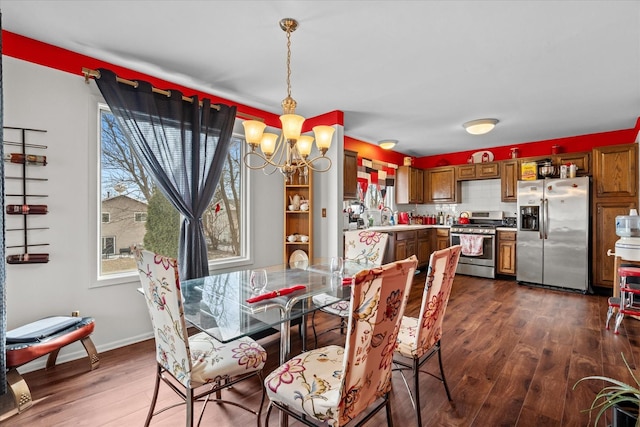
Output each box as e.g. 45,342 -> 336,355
4,57 -> 285,371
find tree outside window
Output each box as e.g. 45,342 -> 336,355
99,105 -> 244,276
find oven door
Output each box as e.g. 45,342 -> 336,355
450,233 -> 495,267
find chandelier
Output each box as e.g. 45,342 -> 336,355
242,18 -> 335,180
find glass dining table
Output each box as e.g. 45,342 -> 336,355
180,259 -> 368,365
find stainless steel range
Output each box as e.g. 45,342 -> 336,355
450,211 -> 504,279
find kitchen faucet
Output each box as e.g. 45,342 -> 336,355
381,206 -> 393,225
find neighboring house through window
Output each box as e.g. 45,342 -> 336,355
98,104 -> 247,279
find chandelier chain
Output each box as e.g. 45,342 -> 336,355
286,27 -> 292,99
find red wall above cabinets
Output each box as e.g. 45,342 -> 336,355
415,124 -> 639,169
344,136 -> 406,166
345,118 -> 640,169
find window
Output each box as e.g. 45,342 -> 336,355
102,236 -> 115,258
98,104 -> 247,278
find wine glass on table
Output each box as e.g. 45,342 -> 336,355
250,269 -> 268,294
330,257 -> 344,277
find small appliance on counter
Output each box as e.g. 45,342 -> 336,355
502,216 -> 517,227
397,211 -> 410,225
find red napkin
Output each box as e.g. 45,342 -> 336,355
342,277 -> 353,285
246,285 -> 306,303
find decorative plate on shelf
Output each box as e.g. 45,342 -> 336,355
289,250 -> 309,269
471,150 -> 494,163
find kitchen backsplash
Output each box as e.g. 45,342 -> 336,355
399,179 -> 517,219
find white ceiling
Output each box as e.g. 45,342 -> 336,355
1,0 -> 639,157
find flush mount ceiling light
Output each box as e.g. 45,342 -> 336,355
378,139 -> 398,150
242,18 -> 335,180
463,118 -> 499,135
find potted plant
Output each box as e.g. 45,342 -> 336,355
574,353 -> 639,426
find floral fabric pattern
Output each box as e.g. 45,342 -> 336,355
343,230 -> 389,265
135,249 -> 267,388
396,246 -> 462,359
265,256 -> 418,426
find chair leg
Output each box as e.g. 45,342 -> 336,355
436,342 -> 452,401
144,365 -> 162,427
264,402 -> 273,426
413,357 -> 422,427
186,388 -> 194,427
606,303 -> 615,330
614,310 -> 624,334
257,373 -> 266,427
385,393 -> 394,427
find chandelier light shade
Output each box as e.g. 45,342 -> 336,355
378,139 -> 398,150
242,18 -> 334,179
462,118 -> 499,135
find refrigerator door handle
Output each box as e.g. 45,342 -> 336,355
544,198 -> 549,239
539,199 -> 544,240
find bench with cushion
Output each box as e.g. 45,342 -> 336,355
5,314 -> 99,414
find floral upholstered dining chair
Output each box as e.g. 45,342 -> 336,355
393,245 -> 462,427
310,230 -> 390,347
343,229 -> 389,265
135,249 -> 267,427
264,256 -> 418,427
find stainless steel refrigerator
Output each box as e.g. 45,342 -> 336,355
516,176 -> 590,291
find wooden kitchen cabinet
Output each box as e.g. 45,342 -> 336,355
416,228 -> 431,268
593,143 -> 637,198
457,162 -> 500,181
555,151 -> 590,176
456,164 -> 476,180
592,143 -> 638,289
593,200 -> 638,288
396,166 -> 424,204
501,160 -> 519,202
394,230 -> 416,262
497,230 -> 517,276
425,166 -> 460,204
343,149 -> 358,200
435,228 -> 450,251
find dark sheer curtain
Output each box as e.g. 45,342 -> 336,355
94,68 -> 236,280
0,13 -> 6,395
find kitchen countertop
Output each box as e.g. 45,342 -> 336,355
363,224 -> 450,232
496,227 -> 517,231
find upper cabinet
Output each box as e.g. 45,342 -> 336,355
593,144 -> 637,198
425,166 -> 459,204
555,151 -> 591,176
396,166 -> 424,204
343,149 -> 358,200
457,162 -> 500,181
501,160 -> 519,202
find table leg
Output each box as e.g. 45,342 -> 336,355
279,317 -> 290,427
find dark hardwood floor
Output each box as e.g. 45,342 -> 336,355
3,273 -> 638,426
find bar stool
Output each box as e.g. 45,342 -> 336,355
613,266 -> 640,334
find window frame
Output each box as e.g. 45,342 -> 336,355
134,212 -> 147,223
92,103 -> 252,288
102,212 -> 110,223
